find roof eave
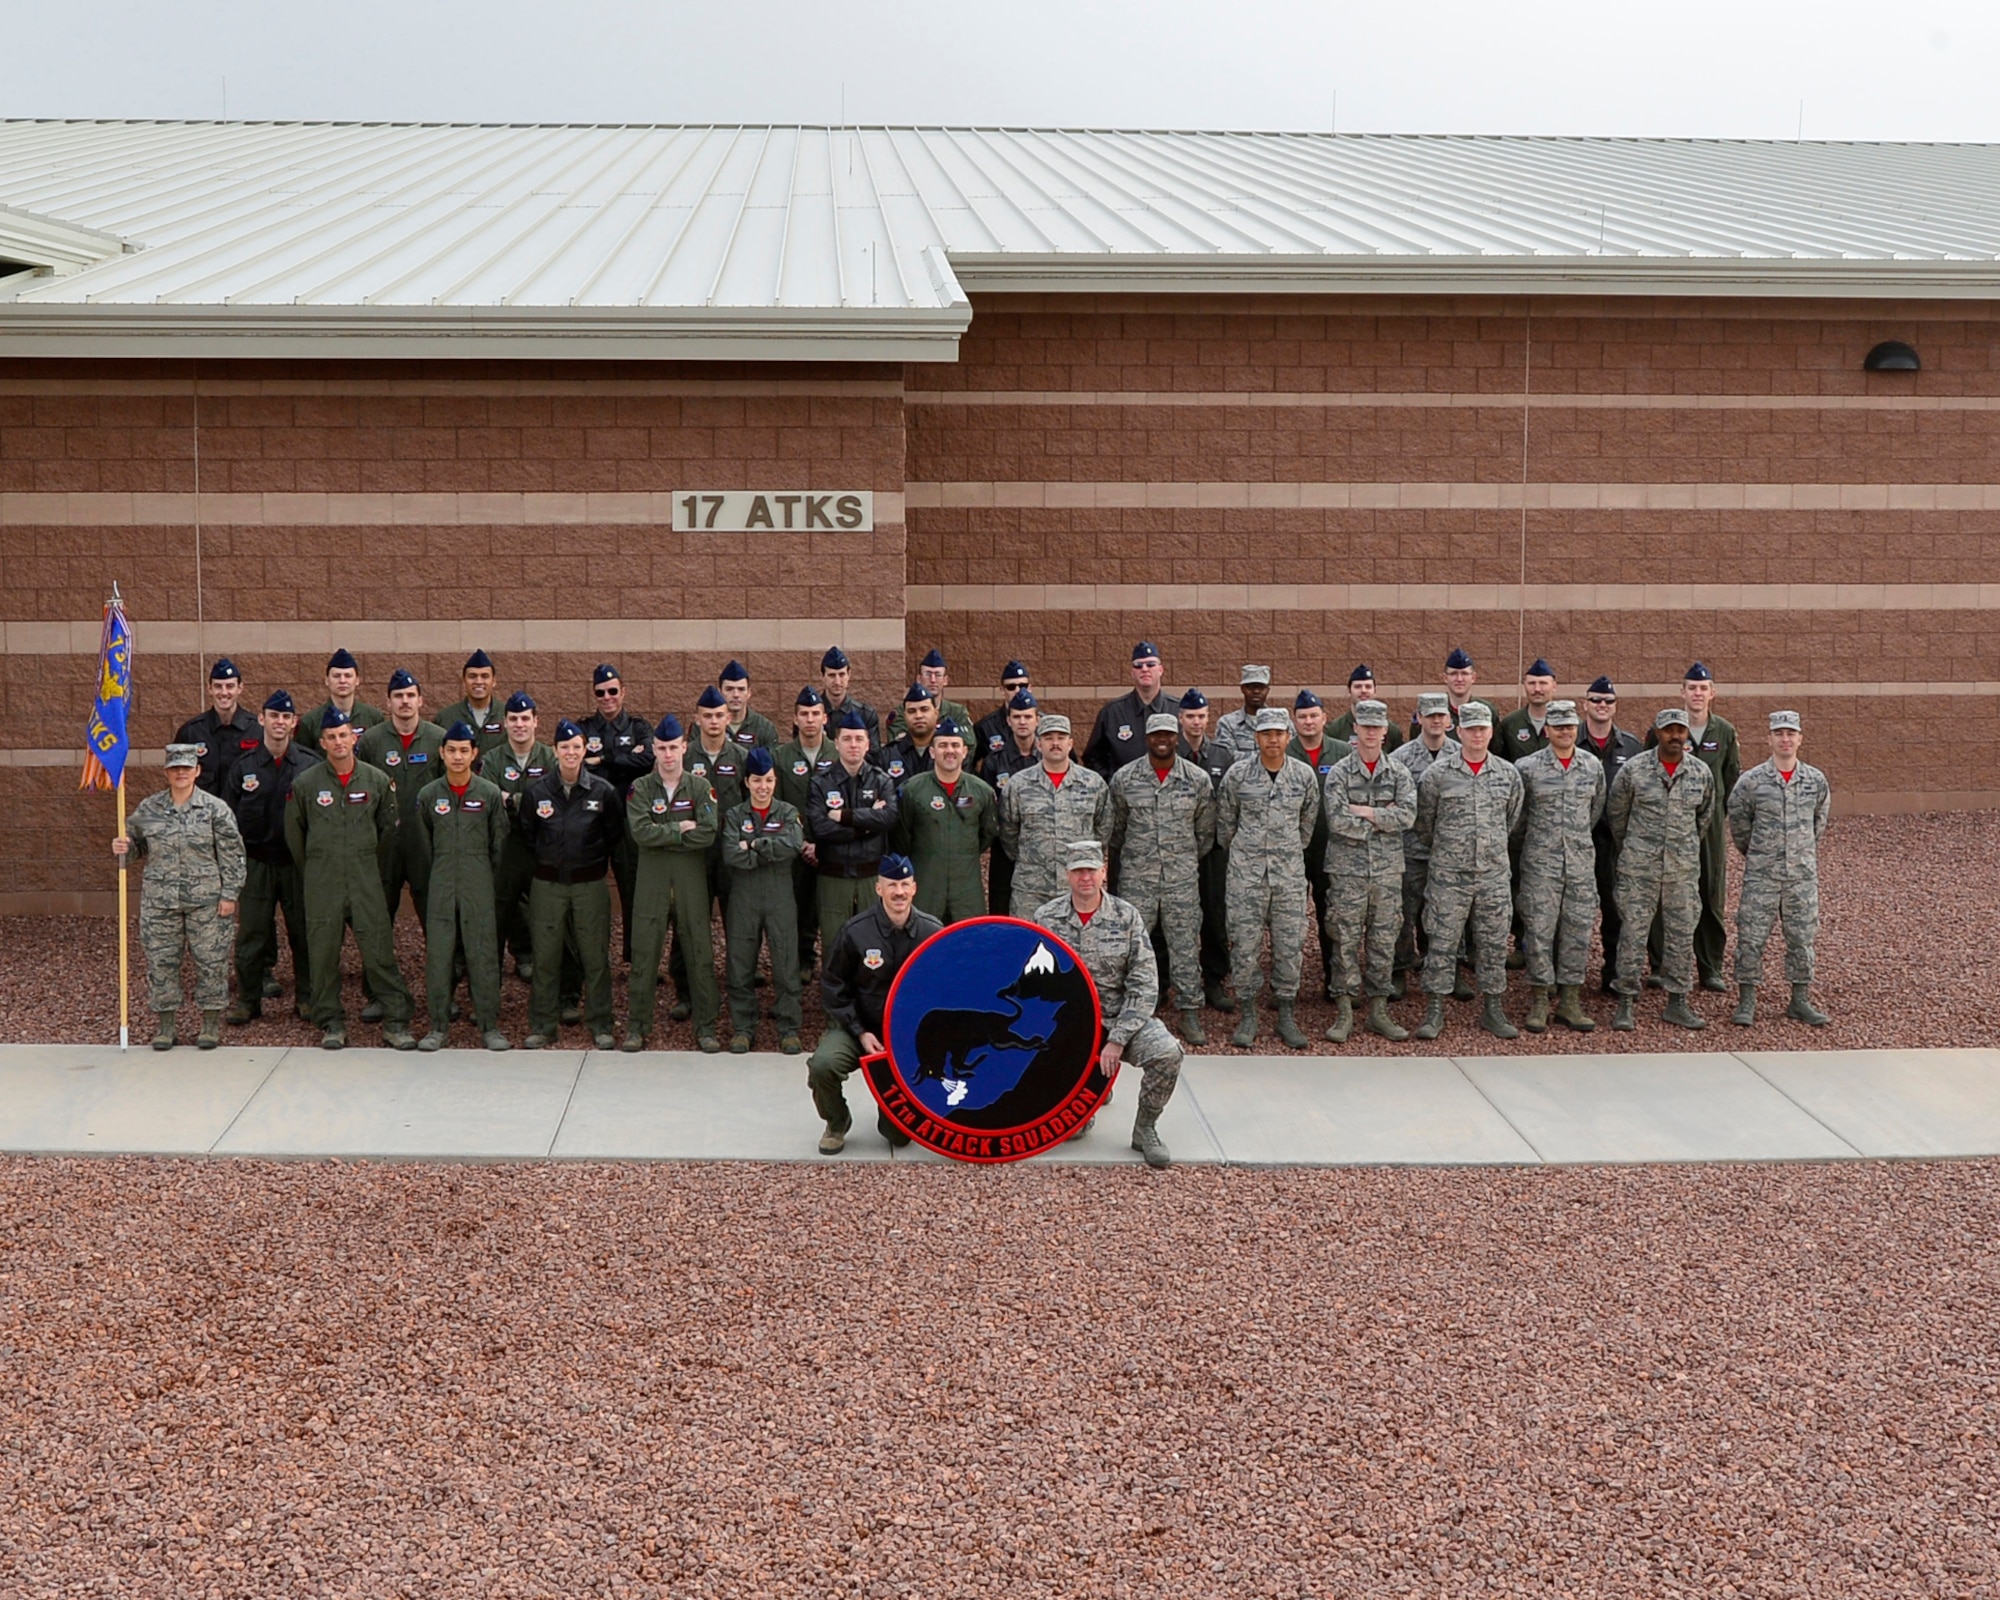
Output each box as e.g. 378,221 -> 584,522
947,253 -> 2000,299
0,301 -> 971,361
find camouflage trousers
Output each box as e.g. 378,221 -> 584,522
1123,879 -> 1202,1008
1325,871 -> 1403,998
1519,862 -> 1597,987
140,899 -> 234,1012
1226,871 -> 1310,1002
1734,869 -> 1819,985
1395,855 -> 1429,974
1422,870 -> 1511,997
1616,865 -> 1698,996
1117,1017 -> 1184,1119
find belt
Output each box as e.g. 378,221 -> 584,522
534,863 -> 606,885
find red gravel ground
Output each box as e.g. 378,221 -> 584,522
8,810 -> 1996,1053
2,1156 -> 1995,1598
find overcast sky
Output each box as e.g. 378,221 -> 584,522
4,0 -> 1997,140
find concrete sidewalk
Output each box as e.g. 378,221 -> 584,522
3,1043 -> 1998,1166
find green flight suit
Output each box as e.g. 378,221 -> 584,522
296,699 -> 386,754
411,773 -> 507,1033
721,798 -> 805,1039
356,719 -> 448,932
892,768 -> 999,925
481,739 -> 557,968
436,698 -> 509,755
726,710 -> 782,752
284,758 -> 414,1030
775,738 -> 838,970
626,769 -> 720,1039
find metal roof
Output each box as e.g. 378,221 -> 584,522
4,121 -> 2000,360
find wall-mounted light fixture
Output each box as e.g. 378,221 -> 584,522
1863,340 -> 1921,371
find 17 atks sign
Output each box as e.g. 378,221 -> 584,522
675,491 -> 873,532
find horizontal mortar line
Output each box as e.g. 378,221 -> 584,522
0,378 -> 908,398
906,582 -> 2000,612
906,388 -> 2000,412
0,490 -> 906,528
936,682 -> 2000,702
0,617 -> 909,656
904,480 -> 2000,511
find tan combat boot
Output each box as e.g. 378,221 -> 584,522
1554,985 -> 1596,1032
1523,985 -> 1551,1033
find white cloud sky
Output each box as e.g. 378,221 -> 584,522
3,0 -> 1996,140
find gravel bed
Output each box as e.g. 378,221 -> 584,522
9,811 -> 1996,1053
1,1156 -> 1995,1597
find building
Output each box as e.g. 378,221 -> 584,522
3,122 -> 1996,912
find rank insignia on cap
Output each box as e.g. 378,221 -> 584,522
536,799 -> 554,818
863,949 -> 885,970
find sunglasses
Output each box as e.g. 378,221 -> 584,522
1585,696 -> 1616,705
593,686 -> 620,697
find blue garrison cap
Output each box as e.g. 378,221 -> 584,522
796,686 -> 827,708
1685,662 -> 1713,682
263,689 -> 295,713
327,648 -> 359,672
1445,648 -> 1473,670
553,718 -> 584,743
1348,664 -> 1373,685
654,714 -> 684,742
744,747 -> 774,776
1132,640 -> 1161,663
592,662 -> 620,686
209,657 -> 241,681
1294,689 -> 1323,710
838,709 -> 871,732
320,708 -> 352,731
919,648 -> 946,670
505,690 -> 535,714
719,659 -> 749,683
821,646 -> 850,670
904,682 -> 937,703
695,685 -> 726,710
1587,676 -> 1616,697
1180,687 -> 1208,710
463,648 -> 494,670
443,721 -> 477,745
1007,689 -> 1038,712
935,718 -> 963,739
878,853 -> 915,881
1001,659 -> 1030,683
387,668 -> 418,693
1527,658 -> 1554,678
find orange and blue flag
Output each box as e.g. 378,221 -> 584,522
80,596 -> 132,792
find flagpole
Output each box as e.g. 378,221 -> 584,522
116,773 -> 130,1051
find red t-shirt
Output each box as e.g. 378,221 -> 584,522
1466,759 -> 1485,776
335,768 -> 354,788
1362,758 -> 1378,775
1303,745 -> 1323,768
448,781 -> 469,799
1779,767 -> 1796,783
1557,755 -> 1573,771
753,806 -> 771,824
1661,760 -> 1680,778
1047,768 -> 1066,789
1152,764 -> 1173,782
399,730 -> 417,752
940,780 -> 958,798
1076,907 -> 1095,927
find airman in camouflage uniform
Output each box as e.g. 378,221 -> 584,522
1213,664 -> 1272,763
1034,840 -> 1182,1169
1390,692 -> 1457,998
980,688 -> 1044,913
998,713 -> 1111,915
1215,707 -> 1320,1049
1607,708 -> 1715,1032
116,743 -> 247,1049
1320,701 -> 1418,1043
1413,701 -> 1524,1041
1511,700 -> 1605,1034
1728,711 -> 1832,1028
1108,712 -> 1216,1043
